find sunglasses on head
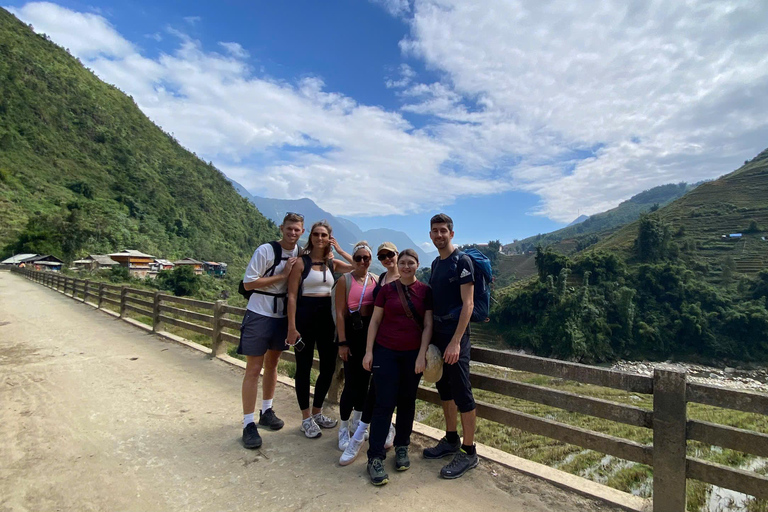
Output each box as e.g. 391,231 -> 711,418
286,211 -> 304,220
353,255 -> 371,263
377,251 -> 396,261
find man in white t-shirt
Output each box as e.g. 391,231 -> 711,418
239,213 -> 304,449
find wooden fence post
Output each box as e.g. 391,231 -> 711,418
326,357 -> 345,405
120,286 -> 127,318
64,277 -> 69,296
152,291 -> 163,332
210,300 -> 225,357
653,369 -> 688,512
98,283 -> 104,309
83,280 -> 89,303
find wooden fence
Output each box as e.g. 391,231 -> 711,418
13,267 -> 768,511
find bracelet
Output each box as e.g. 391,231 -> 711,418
337,340 -> 349,347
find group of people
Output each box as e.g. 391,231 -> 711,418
237,212 -> 478,485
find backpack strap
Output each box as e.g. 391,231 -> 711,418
247,241 -> 292,313
395,280 -> 423,330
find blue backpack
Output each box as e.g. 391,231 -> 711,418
431,248 -> 492,322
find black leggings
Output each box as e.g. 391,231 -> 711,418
367,344 -> 422,461
294,296 -> 337,411
339,316 -> 375,423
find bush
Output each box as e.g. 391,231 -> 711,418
157,265 -> 201,296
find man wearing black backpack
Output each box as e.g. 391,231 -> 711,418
423,213 -> 478,479
238,212 -> 303,449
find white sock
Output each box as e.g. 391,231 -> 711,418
353,421 -> 369,442
340,420 -> 349,430
351,410 -> 362,423
261,399 -> 273,414
243,413 -> 255,428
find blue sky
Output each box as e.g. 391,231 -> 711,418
5,0 -> 768,247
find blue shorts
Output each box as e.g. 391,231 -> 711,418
236,310 -> 288,357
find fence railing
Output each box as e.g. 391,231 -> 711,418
13,267 -> 768,511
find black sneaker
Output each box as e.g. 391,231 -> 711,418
440,449 -> 479,479
242,422 -> 262,449
422,436 -> 460,459
258,408 -> 285,431
367,458 -> 389,486
395,446 -> 410,471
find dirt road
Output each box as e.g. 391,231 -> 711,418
0,272 -> 621,511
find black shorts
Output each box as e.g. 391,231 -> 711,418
432,330 -> 475,413
236,310 -> 288,357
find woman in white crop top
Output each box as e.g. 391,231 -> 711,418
286,220 -> 354,438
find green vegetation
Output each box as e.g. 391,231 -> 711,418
0,9 -> 278,264
492,150 -> 768,364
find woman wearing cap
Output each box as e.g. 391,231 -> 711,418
335,241 -> 378,464
362,249 -> 433,486
286,220 -> 354,439
373,242 -> 399,299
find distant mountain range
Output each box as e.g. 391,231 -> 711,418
229,180 -> 437,267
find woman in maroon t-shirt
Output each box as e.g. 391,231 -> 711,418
362,249 -> 433,485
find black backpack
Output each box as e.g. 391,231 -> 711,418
238,242 -> 290,311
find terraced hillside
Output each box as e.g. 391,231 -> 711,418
595,148 -> 768,277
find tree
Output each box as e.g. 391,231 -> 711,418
634,214 -> 673,263
157,265 -> 201,296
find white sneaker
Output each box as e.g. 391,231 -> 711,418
338,427 -> 350,451
384,423 -> 396,450
301,417 -> 322,439
313,412 -> 338,429
339,436 -> 364,466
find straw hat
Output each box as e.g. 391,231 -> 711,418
423,344 -> 444,383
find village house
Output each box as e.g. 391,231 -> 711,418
32,255 -> 65,272
1,254 -> 64,271
72,255 -> 120,271
109,250 -> 156,278
203,261 -> 227,277
173,257 -> 204,275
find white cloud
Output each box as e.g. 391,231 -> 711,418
7,2 -> 507,217
371,0 -> 411,17
392,0 -> 768,221
183,15 -> 201,25
218,41 -> 249,59
8,2 -> 134,58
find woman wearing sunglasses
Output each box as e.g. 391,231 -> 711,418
363,249 -> 433,485
334,242 -> 379,464
287,220 -> 354,438
373,242 -> 399,299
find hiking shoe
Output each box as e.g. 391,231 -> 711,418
395,446 -> 410,471
367,458 -> 389,486
300,417 -> 322,439
422,436 -> 460,459
242,422 -> 262,449
384,423 -> 396,450
338,427 -> 350,451
313,412 -> 338,429
339,436 -> 364,466
258,408 -> 284,431
440,449 -> 479,479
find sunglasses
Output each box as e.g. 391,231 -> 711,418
353,255 -> 371,263
377,251 -> 396,261
285,211 -> 304,220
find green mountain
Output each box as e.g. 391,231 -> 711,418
492,149 -> 768,364
504,181 -> 697,255
0,9 -> 278,264
594,148 -> 768,274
